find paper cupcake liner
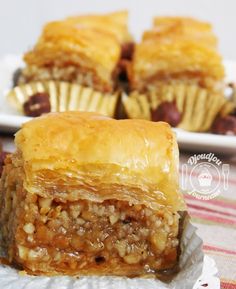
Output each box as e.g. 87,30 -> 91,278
122,84 -> 230,132
7,81 -> 119,118
0,214 -> 208,289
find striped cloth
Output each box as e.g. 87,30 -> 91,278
180,154 -> 236,289
0,135 -> 235,288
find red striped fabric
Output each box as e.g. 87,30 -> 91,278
203,245 -> 236,256
221,281 -> 236,289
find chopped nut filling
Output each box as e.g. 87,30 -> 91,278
0,159 -> 180,276
18,65 -> 115,93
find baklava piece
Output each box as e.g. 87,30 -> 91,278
130,38 -> 224,93
125,17 -> 227,131
0,111 -> 185,277
129,16 -> 224,93
18,21 -> 121,93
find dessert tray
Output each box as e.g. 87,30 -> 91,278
0,55 -> 235,154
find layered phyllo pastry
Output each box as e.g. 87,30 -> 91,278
18,21 -> 121,93
130,37 -> 225,93
0,111 -> 185,276
129,16 -> 224,93
143,17 -> 218,49
65,10 -> 134,60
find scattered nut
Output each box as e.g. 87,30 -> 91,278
23,92 -> 51,117
151,101 -> 182,127
211,115 -> 236,135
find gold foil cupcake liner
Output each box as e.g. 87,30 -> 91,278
7,81 -> 119,118
122,91 -> 151,120
219,101 -> 235,117
122,84 -> 229,132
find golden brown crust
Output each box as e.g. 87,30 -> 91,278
143,16 -> 217,48
130,16 -> 224,92
130,38 -> 225,91
23,21 -> 121,92
65,10 -> 132,44
15,111 -> 185,211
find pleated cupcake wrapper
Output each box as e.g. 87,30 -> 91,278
122,91 -> 151,120
219,101 -> 235,117
122,84 -> 228,132
7,81 -> 119,118
0,214 -> 211,289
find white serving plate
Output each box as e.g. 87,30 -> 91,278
0,55 -> 235,154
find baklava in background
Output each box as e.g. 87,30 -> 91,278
124,16 -> 235,133
10,11 -> 133,118
18,21 -> 120,93
17,10 -> 133,92
130,16 -> 224,94
7,12 -> 236,134
0,111 -> 185,277
143,17 -> 218,49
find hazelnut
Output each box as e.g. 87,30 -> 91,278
23,92 -> 51,117
211,115 -> 236,135
151,101 -> 182,127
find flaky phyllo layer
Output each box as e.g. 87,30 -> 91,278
129,16 -> 224,94
130,39 -> 225,93
0,156 -> 180,276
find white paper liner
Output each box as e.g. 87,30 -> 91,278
0,216 -> 216,289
